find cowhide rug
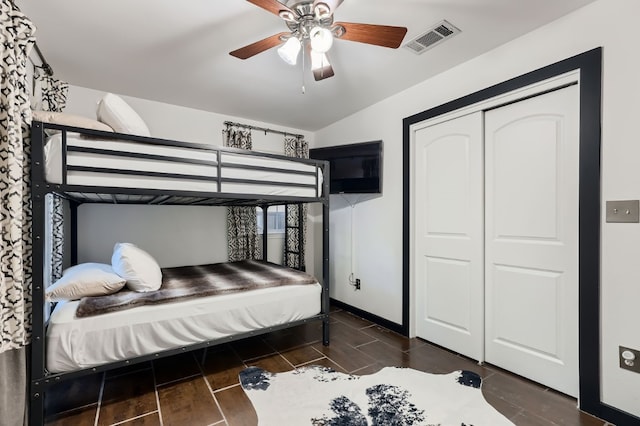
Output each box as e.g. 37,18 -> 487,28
239,365 -> 514,425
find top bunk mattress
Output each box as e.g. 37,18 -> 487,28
42,132 -> 324,198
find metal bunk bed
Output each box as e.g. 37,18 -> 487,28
28,120 -> 330,425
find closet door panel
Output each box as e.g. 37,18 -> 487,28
491,265 -> 562,355
484,85 -> 579,397
414,112 -> 484,362
491,118 -> 559,240
423,256 -> 472,333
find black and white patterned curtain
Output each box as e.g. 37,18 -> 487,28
283,136 -> 308,270
31,72 -> 68,112
33,73 -> 68,284
1,0 -> 35,356
46,194 -> 64,281
0,2 -> 36,424
223,127 -> 260,261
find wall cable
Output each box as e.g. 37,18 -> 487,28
340,194 -> 361,289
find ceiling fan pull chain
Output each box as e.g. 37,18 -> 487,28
301,40 -> 306,94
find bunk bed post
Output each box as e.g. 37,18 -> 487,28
70,200 -> 79,265
322,165 -> 330,346
29,121 -> 47,425
261,204 -> 268,261
298,204 -> 304,271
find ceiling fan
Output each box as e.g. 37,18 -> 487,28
230,0 -> 408,81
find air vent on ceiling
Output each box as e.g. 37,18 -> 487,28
404,20 -> 461,55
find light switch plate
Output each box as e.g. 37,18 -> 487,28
606,200 -> 639,223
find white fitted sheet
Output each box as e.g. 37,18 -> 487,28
44,134 -> 322,197
46,283 -> 321,373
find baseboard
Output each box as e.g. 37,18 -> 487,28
330,298 -> 405,336
584,402 -> 640,426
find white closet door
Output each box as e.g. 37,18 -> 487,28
484,86 -> 579,397
414,112 -> 484,362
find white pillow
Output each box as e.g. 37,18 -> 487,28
96,93 -> 151,137
32,110 -> 114,132
111,243 -> 162,292
46,263 -> 126,301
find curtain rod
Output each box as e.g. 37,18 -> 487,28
224,121 -> 303,139
12,1 -> 54,76
33,43 -> 53,76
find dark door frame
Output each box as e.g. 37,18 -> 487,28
401,48 -> 635,424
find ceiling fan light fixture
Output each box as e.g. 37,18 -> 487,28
310,50 -> 328,70
309,26 -> 333,53
331,24 -> 345,38
314,3 -> 331,19
278,10 -> 296,22
310,50 -> 334,81
277,37 -> 301,65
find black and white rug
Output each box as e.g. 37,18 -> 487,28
239,365 -> 514,425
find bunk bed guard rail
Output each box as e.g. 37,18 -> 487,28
31,121 -> 326,205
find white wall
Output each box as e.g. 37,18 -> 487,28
64,85 -> 317,274
313,0 -> 640,417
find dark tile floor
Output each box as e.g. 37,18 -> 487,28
44,307 -> 611,426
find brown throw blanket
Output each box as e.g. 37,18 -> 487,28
76,260 -> 318,318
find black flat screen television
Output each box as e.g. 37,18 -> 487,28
310,141 -> 382,194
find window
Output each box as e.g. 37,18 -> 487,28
257,205 -> 286,234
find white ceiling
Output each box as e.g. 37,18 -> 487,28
20,0 -> 597,131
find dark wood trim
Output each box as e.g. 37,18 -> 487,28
575,47 -> 603,417
330,298 -> 404,335
591,404 -> 640,425
401,47 -> 629,423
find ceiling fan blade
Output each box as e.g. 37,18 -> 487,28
312,53 -> 335,81
313,0 -> 344,15
247,0 -> 294,17
334,22 -> 408,48
229,32 -> 289,59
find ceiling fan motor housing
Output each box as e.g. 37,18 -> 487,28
283,1 -> 335,39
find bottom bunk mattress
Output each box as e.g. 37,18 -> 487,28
46,262 -> 322,373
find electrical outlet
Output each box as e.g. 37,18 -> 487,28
619,346 -> 640,373
355,278 -> 361,290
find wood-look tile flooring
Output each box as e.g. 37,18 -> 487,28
45,307 -> 611,426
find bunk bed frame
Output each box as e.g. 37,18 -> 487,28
28,121 -> 330,425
